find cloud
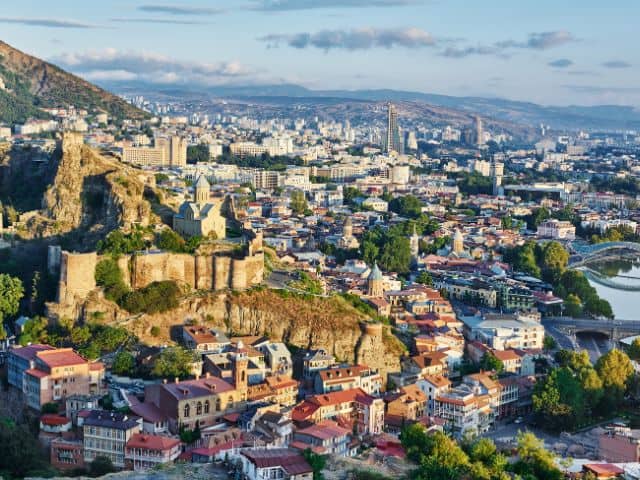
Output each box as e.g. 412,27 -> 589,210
110,17 -> 209,25
0,17 -> 96,28
440,45 -> 504,58
523,31 -> 575,49
260,27 -> 435,50
548,58 -> 573,68
250,0 -> 418,11
602,60 -> 631,69
137,5 -> 224,15
52,48 -> 256,85
440,30 -> 576,59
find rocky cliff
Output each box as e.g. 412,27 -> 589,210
49,288 -> 404,382
21,133 -> 156,246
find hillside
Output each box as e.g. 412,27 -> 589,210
0,40 -> 149,124
109,81 -> 640,131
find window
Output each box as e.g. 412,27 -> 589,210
196,402 -> 202,415
204,401 -> 210,414
183,404 -> 190,418
215,398 -> 221,412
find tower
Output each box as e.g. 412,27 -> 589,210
452,229 -> 465,255
367,263 -> 384,297
475,115 -> 484,147
233,341 -> 248,393
343,216 -> 353,239
194,175 -> 210,204
384,103 -> 401,154
410,224 -> 420,263
490,158 -> 504,196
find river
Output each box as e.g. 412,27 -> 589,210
587,258 -> 640,320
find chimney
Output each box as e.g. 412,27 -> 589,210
163,379 -> 168,384
205,372 -> 211,378
195,373 -> 200,380
175,377 -> 180,384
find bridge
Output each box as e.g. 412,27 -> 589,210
577,266 -> 640,291
569,241 -> 640,267
543,316 -> 640,341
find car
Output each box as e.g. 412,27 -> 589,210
514,417 -> 523,424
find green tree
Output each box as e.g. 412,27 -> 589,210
540,241 -> 569,283
18,316 -> 48,345
533,367 -> 585,431
512,431 -> 562,480
290,190 -> 308,215
112,351 -> 135,376
415,271 -> 433,286
564,293 -> 583,318
90,456 -> 116,477
0,273 -> 24,322
152,347 -> 198,379
578,367 -> 604,413
543,335 -> 557,351
479,352 -> 504,373
302,449 -> 327,480
627,337 -> 640,360
595,348 -> 634,407
388,195 -> 424,218
95,258 -> 129,303
0,421 -> 50,477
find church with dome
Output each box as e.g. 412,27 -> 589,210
173,175 -> 226,239
437,229 -> 472,259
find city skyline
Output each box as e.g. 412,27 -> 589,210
0,0 -> 638,107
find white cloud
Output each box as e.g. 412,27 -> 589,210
52,48 -> 257,85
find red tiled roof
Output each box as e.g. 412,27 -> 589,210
37,349 -> 88,368
10,344 -> 55,361
40,414 -> 70,426
242,449 -> 312,476
126,433 -> 180,451
162,377 -> 234,400
25,368 -> 48,379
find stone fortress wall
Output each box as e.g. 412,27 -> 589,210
53,231 -> 265,306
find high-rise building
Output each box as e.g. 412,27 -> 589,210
490,157 -> 504,195
475,116 -> 484,147
384,103 -> 402,154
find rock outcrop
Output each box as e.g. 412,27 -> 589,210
48,288 -> 403,383
34,132 -> 154,241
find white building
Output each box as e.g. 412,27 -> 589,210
536,219 -> 576,240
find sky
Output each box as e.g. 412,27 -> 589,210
1,0 -> 639,107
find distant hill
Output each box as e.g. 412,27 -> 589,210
0,40 -> 148,125
109,81 -> 640,132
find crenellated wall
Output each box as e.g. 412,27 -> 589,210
55,248 -> 264,304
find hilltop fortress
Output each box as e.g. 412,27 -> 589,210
52,231 -> 265,310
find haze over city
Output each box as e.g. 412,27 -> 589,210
1,0 -> 639,105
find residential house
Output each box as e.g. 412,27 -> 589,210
124,433 -> 182,471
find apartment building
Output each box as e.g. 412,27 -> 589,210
314,365 -> 382,395
536,219 -> 576,240
83,411 -> 142,469
292,388 -> 385,435
9,346 -> 104,410
292,420 -> 353,456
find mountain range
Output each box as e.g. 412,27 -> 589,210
0,38 -> 638,132
0,40 -> 148,125
107,81 -> 640,132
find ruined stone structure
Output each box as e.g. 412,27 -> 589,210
57,251 -> 98,305
53,232 -> 265,307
